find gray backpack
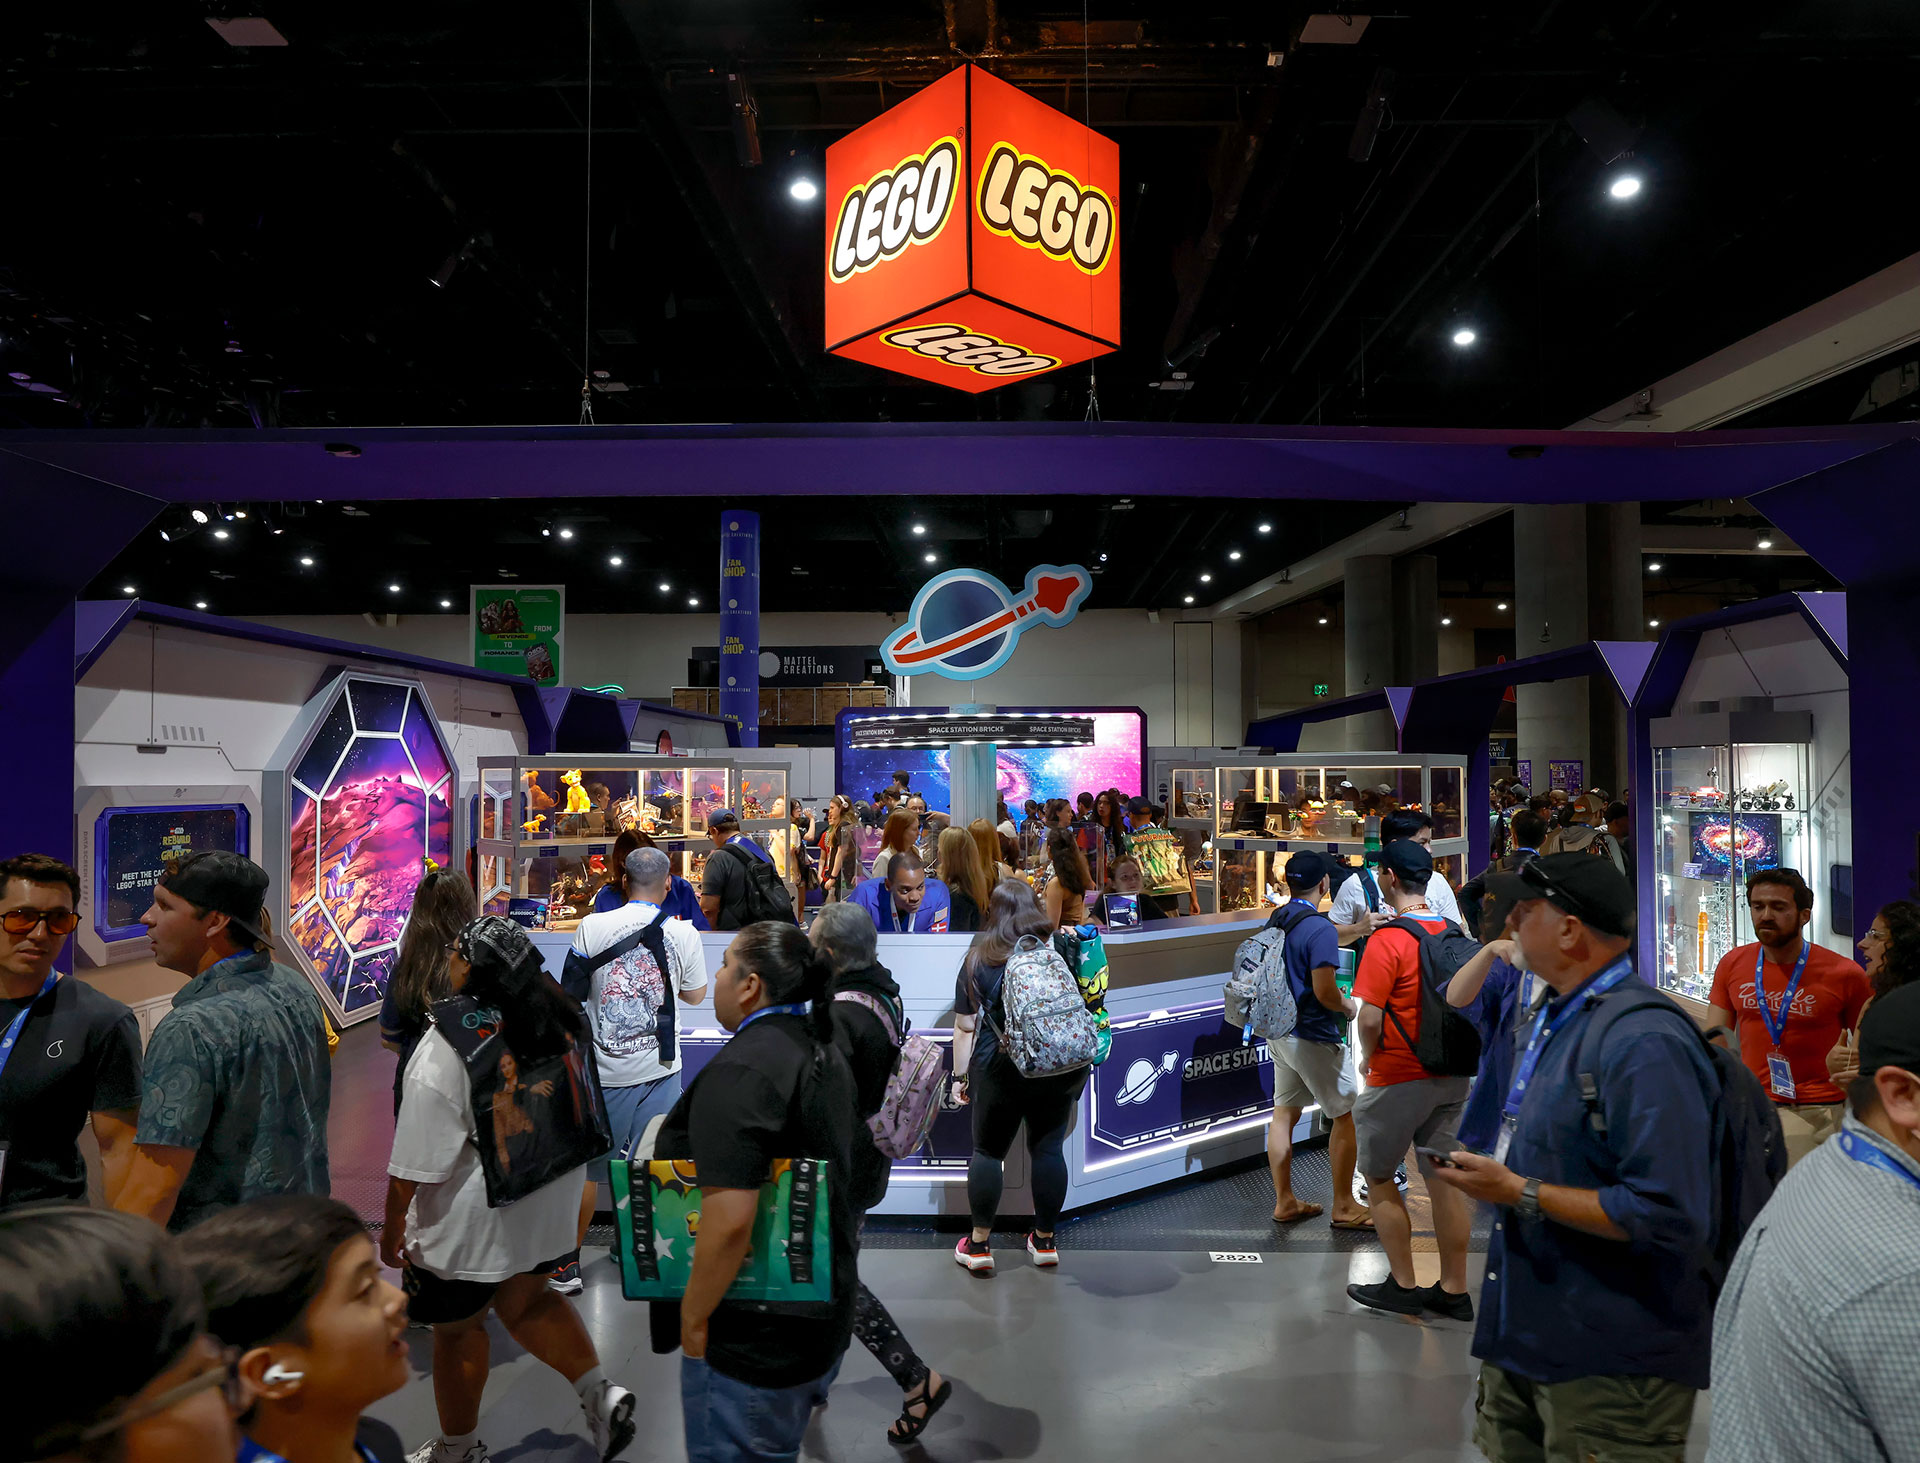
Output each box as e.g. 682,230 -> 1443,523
1224,904 -> 1312,1043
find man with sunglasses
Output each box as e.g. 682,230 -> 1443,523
0,852 -> 143,1211
1427,853 -> 1719,1463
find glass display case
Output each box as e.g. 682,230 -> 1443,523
1191,756 -> 1471,914
474,755 -> 780,930
1651,733 -> 1813,1004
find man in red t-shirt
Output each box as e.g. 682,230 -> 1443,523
1708,867 -> 1869,1165
1346,840 -> 1475,1321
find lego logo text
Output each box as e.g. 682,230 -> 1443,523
882,324 -> 1060,377
829,137 -> 961,283
977,143 -> 1115,274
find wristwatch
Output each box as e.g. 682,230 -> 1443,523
1515,1176 -> 1543,1221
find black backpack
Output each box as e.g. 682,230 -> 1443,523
1571,985 -> 1786,1296
718,842 -> 797,926
1380,916 -> 1484,1078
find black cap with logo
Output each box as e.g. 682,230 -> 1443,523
1484,852 -> 1635,939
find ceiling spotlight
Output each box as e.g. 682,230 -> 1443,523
558,527 -> 574,540
1451,328 -> 1478,347
1756,530 -> 1774,550
1099,553 -> 1109,562
194,601 -> 209,610
190,508 -> 210,525
688,597 -> 700,607
924,552 -> 938,563
1199,573 -> 1213,583
387,583 -> 401,593
658,582 -> 671,592
299,556 -> 314,567
1647,561 -> 1662,573
609,555 -> 624,567
1440,616 -> 1452,626
541,526 -> 551,537
1608,174 -> 1643,200
122,585 -> 137,595
1496,601 -> 1509,611
1183,596 -> 1195,604
911,524 -> 927,536
1228,549 -> 1243,561
789,178 -> 819,202
232,509 -> 248,520
212,528 -> 230,540
440,599 -> 453,609
1257,522 -> 1272,534
1318,616 -> 1330,625
1648,617 -> 1661,627
158,528 -> 172,542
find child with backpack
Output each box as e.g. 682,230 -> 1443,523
951,881 -> 1101,1275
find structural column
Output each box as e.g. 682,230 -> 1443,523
1392,554 -> 1440,683
1514,506 -> 1590,789
1344,555 -> 1398,750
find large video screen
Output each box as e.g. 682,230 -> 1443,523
837,708 -> 1145,814
93,804 -> 249,943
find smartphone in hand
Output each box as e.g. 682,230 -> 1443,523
1415,1145 -> 1462,1169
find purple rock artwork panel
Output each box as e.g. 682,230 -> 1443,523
285,677 -> 456,1020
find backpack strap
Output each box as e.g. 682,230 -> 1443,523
1359,867 -> 1381,913
1568,985 -> 1695,1141
833,989 -> 903,1048
560,924 -> 651,1001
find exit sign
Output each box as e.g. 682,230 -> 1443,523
1312,683 -> 1331,698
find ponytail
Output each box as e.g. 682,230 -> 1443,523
730,920 -> 836,1041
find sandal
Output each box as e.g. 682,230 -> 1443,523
888,1374 -> 954,1445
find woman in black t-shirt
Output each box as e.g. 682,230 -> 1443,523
952,881 -> 1089,1276
651,922 -> 859,1460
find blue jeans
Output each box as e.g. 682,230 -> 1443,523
590,1071 -> 683,1190
681,1355 -> 842,1463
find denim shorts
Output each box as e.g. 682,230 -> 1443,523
681,1354 -> 843,1463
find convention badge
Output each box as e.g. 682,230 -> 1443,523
1492,1120 -> 1514,1167
1767,1052 -> 1797,1101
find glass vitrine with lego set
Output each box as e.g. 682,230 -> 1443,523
474,755 -> 784,929
1651,738 -> 1812,1004
1196,757 -> 1470,915
1161,766 -> 1215,910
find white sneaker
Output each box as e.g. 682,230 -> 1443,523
584,1382 -> 636,1462
405,1440 -> 489,1463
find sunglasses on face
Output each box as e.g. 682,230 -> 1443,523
2,908 -> 79,937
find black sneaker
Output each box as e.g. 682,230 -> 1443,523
1420,1284 -> 1474,1321
1346,1277 -> 1426,1316
546,1254 -> 583,1296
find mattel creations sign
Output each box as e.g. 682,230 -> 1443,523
824,65 -> 1120,392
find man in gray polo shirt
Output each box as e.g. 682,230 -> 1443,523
1707,981 -> 1920,1461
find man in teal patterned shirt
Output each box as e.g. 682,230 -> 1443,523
115,852 -> 332,1232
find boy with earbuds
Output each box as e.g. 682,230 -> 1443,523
178,1195 -> 410,1463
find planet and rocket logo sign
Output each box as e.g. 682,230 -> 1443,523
880,562 -> 1093,681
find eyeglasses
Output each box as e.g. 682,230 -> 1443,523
75,1344 -> 249,1444
2,908 -> 79,937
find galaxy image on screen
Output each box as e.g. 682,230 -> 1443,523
838,709 -> 1144,813
285,678 -> 455,1019
1690,813 -> 1782,874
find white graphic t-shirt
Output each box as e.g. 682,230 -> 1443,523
568,900 -> 707,1088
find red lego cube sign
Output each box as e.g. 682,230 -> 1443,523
824,65 -> 1119,393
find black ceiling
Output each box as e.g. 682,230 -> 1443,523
7,2 -> 1920,433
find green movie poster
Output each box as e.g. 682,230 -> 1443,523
471,585 -> 564,687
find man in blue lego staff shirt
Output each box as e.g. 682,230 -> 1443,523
115,851 -> 332,1233
848,852 -> 952,935
1428,853 -> 1717,1463
1263,852 -> 1370,1230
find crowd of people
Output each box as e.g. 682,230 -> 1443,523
5,761 -> 1920,1463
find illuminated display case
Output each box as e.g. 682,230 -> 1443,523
474,755 -> 782,929
1195,757 -> 1471,914
265,673 -> 459,1026
1651,714 -> 1813,1004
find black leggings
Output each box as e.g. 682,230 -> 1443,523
853,1216 -> 929,1394
967,1054 -> 1086,1232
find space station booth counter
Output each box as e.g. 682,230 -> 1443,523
526,904 -> 1296,1219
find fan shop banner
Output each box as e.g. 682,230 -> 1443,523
472,585 -> 564,687
718,511 -> 762,747
1085,1004 -> 1279,1160
824,64 -> 1119,393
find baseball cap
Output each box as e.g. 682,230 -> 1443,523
160,850 -> 272,947
1858,982 -> 1920,1079
1484,852 -> 1635,938
1126,796 -> 1153,817
707,806 -> 739,829
1378,839 -> 1433,882
1283,850 -> 1335,890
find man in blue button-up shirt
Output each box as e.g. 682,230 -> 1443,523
1430,853 -> 1717,1463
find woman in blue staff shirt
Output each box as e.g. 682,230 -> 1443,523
592,830 -> 709,928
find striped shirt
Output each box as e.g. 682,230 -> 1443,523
1707,1114 -> 1920,1462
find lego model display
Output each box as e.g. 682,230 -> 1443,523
1652,739 -> 1811,1004
475,755 -> 784,930
274,674 -> 457,1024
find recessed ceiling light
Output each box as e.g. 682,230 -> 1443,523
658,582 -> 671,592
1648,617 -> 1661,627
1228,550 -> 1242,561
1099,553 -> 1108,562
194,601 -> 209,610
1452,328 -> 1478,347
687,597 -> 699,607
1257,522 -> 1272,534
1199,573 -> 1212,583
388,583 -> 401,593
1318,616 -> 1329,625
1756,532 -> 1774,550
558,527 -> 574,540
122,585 -> 137,595
190,508 -> 210,524
212,528 -> 230,540
299,556 -> 314,567
924,552 -> 937,563
1496,601 -> 1509,611
1647,561 -> 1662,573
541,526 -> 551,537
233,509 -> 248,520
609,555 -> 624,567
911,524 -> 927,536
440,599 -> 453,609
1440,617 -> 1452,626
789,178 -> 819,202
1183,596 -> 1195,604
1609,174 -> 1643,200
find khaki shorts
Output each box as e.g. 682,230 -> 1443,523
1267,1035 -> 1358,1119
1473,1361 -> 1695,1463
1353,1075 -> 1469,1181
1779,1102 -> 1844,1167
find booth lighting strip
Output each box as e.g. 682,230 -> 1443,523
1081,1102 -> 1318,1175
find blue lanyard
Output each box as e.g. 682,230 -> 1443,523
1503,959 -> 1633,1119
1838,1129 -> 1920,1195
1755,940 -> 1813,1050
238,1436 -> 378,1463
737,1002 -> 809,1032
0,974 -> 58,1085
